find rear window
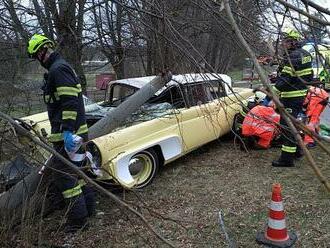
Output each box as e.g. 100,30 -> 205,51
186,82 -> 213,106
106,84 -> 137,106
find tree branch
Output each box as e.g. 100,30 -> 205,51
0,110 -> 176,247
275,0 -> 330,26
301,0 -> 330,16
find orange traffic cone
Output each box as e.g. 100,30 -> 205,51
256,183 -> 297,248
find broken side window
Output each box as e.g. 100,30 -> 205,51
107,84 -> 138,107
148,85 -> 186,109
208,80 -> 226,99
186,82 -> 213,106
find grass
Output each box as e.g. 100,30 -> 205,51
227,69 -> 243,82
228,64 -> 277,84
9,138 -> 328,247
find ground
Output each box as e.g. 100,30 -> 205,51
7,136 -> 329,248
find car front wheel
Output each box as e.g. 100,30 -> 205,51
232,113 -> 243,135
128,149 -> 159,188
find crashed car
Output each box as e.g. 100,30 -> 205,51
15,73 -> 253,188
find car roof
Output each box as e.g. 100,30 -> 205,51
110,73 -> 232,89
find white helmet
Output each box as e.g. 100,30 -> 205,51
248,91 -> 266,104
254,91 -> 267,103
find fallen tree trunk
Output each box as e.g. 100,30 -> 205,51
89,72 -> 172,139
0,72 -> 172,218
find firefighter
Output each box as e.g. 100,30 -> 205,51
303,85 -> 329,148
271,28 -> 313,167
242,101 -> 280,149
27,34 -> 95,232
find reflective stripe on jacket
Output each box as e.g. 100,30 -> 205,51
304,86 -> 329,117
242,105 -> 280,147
43,52 -> 88,143
274,47 -> 313,99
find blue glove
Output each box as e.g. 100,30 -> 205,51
261,98 -> 270,106
63,131 -> 75,152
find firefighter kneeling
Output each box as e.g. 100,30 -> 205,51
241,100 -> 280,149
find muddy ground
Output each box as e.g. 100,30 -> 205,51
6,136 -> 330,248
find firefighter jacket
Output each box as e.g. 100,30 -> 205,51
242,105 -> 280,148
42,52 -> 88,143
274,47 -> 313,99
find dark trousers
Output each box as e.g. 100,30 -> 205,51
279,97 -> 304,162
51,143 -> 95,221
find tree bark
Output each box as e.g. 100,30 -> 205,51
51,0 -> 87,93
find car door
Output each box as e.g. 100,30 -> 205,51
204,80 -> 233,139
177,81 -> 223,152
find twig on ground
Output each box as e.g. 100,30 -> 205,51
218,210 -> 236,248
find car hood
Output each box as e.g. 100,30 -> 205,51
21,112 -> 49,125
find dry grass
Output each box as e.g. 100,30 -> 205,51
12,137 -> 328,248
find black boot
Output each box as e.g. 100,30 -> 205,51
272,159 -> 294,167
81,185 -> 96,217
272,149 -> 296,167
64,217 -> 88,233
294,147 -> 304,160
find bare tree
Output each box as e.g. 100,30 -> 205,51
0,0 -> 88,92
89,0 -> 127,78
0,0 -> 329,246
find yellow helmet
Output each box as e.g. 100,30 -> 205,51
27,34 -> 54,58
282,28 -> 302,41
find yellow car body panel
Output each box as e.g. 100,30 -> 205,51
91,87 -> 252,187
19,74 -> 253,188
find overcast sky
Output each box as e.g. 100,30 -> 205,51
314,0 -> 330,20
314,0 -> 330,6
278,0 -> 330,26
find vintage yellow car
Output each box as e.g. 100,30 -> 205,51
20,73 -> 253,188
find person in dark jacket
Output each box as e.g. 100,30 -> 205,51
271,29 -> 313,167
27,34 -> 95,232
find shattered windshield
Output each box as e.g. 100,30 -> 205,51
113,102 -> 175,131
128,103 -> 174,121
83,96 -> 105,113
